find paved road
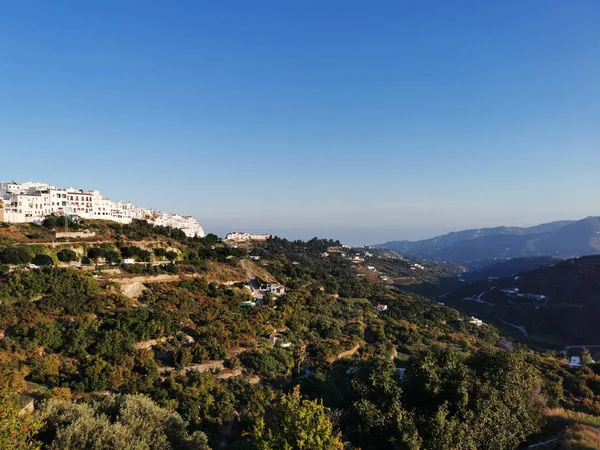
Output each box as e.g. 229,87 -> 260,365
564,345 -> 600,350
477,287 -> 496,303
528,439 -> 557,448
501,321 -> 528,336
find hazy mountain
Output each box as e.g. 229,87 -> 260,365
465,256 -> 562,281
375,217 -> 600,267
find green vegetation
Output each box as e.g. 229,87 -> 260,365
0,225 -> 597,448
56,249 -> 78,263
38,394 -> 210,450
252,385 -> 344,450
0,390 -> 42,449
0,246 -> 33,264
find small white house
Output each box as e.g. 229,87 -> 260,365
378,275 -> 388,281
367,266 -> 376,270
469,317 -> 484,326
121,258 -> 135,264
502,288 -> 519,295
266,283 -> 285,296
376,304 -> 388,312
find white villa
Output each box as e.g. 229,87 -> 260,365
226,232 -> 272,242
0,181 -> 204,237
470,317 -> 484,327
265,283 -> 285,296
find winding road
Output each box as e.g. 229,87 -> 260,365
500,321 -> 528,336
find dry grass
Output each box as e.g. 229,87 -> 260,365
205,260 -> 248,283
558,424 -> 600,449
538,409 -> 600,449
545,408 -> 600,429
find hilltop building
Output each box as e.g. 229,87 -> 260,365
226,232 -> 272,242
0,180 -> 204,237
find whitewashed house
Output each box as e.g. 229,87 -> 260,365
266,283 -> 285,296
0,180 -> 204,237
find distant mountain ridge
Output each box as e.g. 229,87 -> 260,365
375,217 -> 600,267
464,256 -> 562,281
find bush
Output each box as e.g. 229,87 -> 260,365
39,395 -> 210,450
43,215 -> 79,231
87,247 -> 120,264
32,254 -> 54,266
240,349 -> 294,378
120,246 -> 152,262
0,390 -> 42,449
153,248 -> 167,257
0,247 -> 33,265
57,249 -> 78,263
87,247 -> 104,260
26,233 -> 45,240
136,249 -> 152,263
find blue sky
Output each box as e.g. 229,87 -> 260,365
1,1 -> 599,244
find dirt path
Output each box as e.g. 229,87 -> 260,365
108,274 -> 195,284
121,281 -> 147,298
159,360 -> 225,375
21,238 -> 173,247
328,343 -> 360,363
106,273 -> 201,298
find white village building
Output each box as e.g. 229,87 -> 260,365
0,180 -> 204,237
226,232 -> 272,242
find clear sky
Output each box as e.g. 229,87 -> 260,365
1,1 -> 599,245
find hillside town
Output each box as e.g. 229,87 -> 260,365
0,181 -> 205,237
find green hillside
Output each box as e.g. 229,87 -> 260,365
1,220 -> 599,449
443,255 -> 600,347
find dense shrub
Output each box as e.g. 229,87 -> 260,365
87,247 -> 120,264
38,395 -> 210,449
57,248 -> 78,263
240,349 -> 294,379
0,247 -> 33,265
32,254 -> 54,266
